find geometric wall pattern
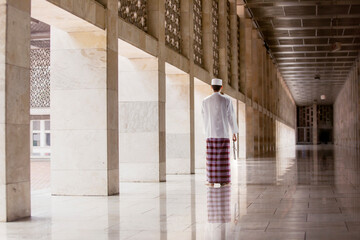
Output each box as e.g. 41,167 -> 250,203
237,16 -> 241,91
118,0 -> 148,32
226,0 -> 231,85
193,0 -> 203,66
165,0 -> 181,53
212,0 -> 220,77
30,48 -> 50,108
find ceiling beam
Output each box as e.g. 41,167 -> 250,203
275,56 -> 357,60
269,43 -> 360,47
266,35 -> 360,40
253,15 -> 360,20
272,50 -> 359,53
263,26 -> 360,31
242,0 -> 360,7
278,62 -> 351,65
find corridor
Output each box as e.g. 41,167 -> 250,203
1,145 -> 359,240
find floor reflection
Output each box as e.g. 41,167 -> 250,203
1,145 -> 359,240
205,186 -> 232,239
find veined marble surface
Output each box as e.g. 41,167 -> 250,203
1,145 -> 359,239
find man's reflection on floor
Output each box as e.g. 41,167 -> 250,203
206,185 -> 233,240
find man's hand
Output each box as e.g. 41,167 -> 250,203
232,134 -> 237,142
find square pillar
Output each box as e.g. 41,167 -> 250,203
50,16 -> 119,195
238,101 -> 246,159
0,0 -> 31,221
246,106 -> 254,158
166,72 -> 191,174
194,79 -> 212,169
313,102 -> 318,145
118,55 -> 166,182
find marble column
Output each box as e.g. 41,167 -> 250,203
0,0 -> 31,221
246,106 -> 254,158
118,56 -> 166,182
50,24 -> 119,195
238,101 -> 246,159
313,102 -> 318,145
166,73 -> 191,174
253,110 -> 260,157
194,79 -> 212,169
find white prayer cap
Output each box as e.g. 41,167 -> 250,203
211,78 -> 223,86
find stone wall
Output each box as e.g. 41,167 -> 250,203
238,10 -> 296,158
334,56 -> 360,149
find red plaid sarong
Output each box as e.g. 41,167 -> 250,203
207,185 -> 231,223
206,138 -> 231,184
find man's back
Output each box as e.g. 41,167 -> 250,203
202,92 -> 237,139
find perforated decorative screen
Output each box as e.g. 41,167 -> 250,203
193,0 -> 203,66
30,48 -> 50,108
118,0 -> 148,32
165,0 -> 181,53
212,0 -> 219,77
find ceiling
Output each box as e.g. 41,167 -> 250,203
242,0 -> 360,105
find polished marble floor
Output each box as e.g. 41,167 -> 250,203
1,145 -> 359,240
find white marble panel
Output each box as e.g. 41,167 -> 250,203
51,49 -> 106,90
118,56 -> 163,182
166,109 -> 190,134
166,134 -> 190,159
0,4 -> 5,66
0,67 -> 4,124
119,71 -> 159,102
119,102 -> 158,133
238,101 -> 246,158
0,124 -> 4,185
50,26 -> 118,195
51,129 -> 107,170
51,89 -> 107,130
52,170 -> 108,196
166,74 -> 190,174
194,81 -> 212,169
119,163 -> 160,182
166,85 -> 189,110
119,132 -> 159,163
0,184 -> 5,221
118,57 -> 158,72
166,158 -> 191,174
50,27 -> 106,51
166,133 -> 191,175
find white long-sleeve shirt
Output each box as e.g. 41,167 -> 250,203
201,92 -> 239,139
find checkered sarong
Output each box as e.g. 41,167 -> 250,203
207,185 -> 231,223
206,138 -> 231,184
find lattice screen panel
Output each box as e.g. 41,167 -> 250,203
193,0 -> 203,66
212,0 -> 219,77
165,0 -> 181,53
298,106 -> 313,127
297,106 -> 313,144
30,48 -> 50,108
317,105 -> 333,126
118,0 -> 147,32
226,0 -> 231,85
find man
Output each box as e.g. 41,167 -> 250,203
202,78 -> 239,186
